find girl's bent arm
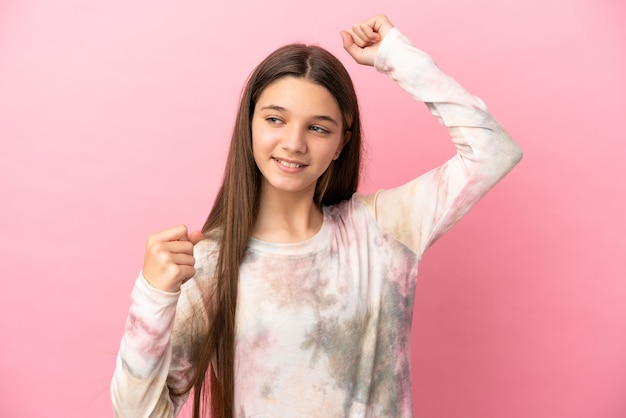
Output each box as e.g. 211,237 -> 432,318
359,27 -> 523,258
111,275 -> 200,417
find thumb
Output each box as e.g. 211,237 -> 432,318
188,230 -> 204,245
340,30 -> 375,66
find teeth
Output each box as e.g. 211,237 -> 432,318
277,159 -> 302,168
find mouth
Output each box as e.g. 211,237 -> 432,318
274,158 -> 307,169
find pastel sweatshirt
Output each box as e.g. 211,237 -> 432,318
111,27 -> 523,418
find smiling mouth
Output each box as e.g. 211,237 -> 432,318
274,158 -> 306,168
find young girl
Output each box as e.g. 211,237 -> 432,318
111,14 -> 522,418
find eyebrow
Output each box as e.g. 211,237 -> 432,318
259,105 -> 339,127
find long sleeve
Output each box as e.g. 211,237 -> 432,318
359,28 -> 523,258
110,275 -> 198,418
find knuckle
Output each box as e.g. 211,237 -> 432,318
151,242 -> 165,254
159,251 -> 173,264
168,264 -> 182,278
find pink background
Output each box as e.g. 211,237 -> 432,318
1,0 -> 625,417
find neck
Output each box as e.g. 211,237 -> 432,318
252,184 -> 323,243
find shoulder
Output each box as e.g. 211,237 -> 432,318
193,237 -> 219,263
354,192 -> 377,218
323,193 -> 421,262
322,193 -> 380,235
324,193 -> 370,219
173,238 -> 218,342
182,237 -> 219,305
192,236 -> 221,276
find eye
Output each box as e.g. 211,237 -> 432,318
310,125 -> 330,134
266,117 -> 284,125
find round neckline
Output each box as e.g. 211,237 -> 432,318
247,208 -> 331,256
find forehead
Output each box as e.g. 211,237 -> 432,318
256,76 -> 341,116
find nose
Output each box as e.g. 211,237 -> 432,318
281,125 -> 307,154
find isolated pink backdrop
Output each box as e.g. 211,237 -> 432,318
1,1 -> 625,417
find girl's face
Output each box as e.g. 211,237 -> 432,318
252,76 -> 347,200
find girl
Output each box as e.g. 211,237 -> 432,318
111,14 -> 522,418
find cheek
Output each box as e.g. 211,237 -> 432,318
251,122 -> 275,150
251,124 -> 266,156
251,125 -> 277,169
251,134 -> 263,166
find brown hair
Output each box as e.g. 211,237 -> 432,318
190,43 -> 362,417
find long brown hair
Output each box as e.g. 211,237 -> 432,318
189,43 -> 362,418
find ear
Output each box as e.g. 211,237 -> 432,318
334,130 -> 352,160
343,130 -> 352,146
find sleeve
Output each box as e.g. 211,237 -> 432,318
110,273 -> 203,418
358,27 -> 523,259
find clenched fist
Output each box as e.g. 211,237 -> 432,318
340,14 -> 395,66
142,224 -> 204,293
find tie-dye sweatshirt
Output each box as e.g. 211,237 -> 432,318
111,28 -> 522,418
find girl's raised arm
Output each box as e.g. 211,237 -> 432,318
343,15 -> 523,258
